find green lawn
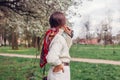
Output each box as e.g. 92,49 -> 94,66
0,44 -> 120,60
0,46 -> 37,55
71,61 -> 120,80
70,44 -> 120,60
0,56 -> 120,80
0,56 -> 43,80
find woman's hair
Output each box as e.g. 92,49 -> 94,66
49,11 -> 66,28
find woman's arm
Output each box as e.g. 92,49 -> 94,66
46,36 -> 64,72
46,36 -> 62,66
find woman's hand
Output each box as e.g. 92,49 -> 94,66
53,64 -> 64,73
63,26 -> 73,38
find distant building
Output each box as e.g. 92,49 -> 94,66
79,38 -> 98,45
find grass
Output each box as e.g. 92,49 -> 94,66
0,56 -> 120,80
70,44 -> 120,60
0,46 -> 37,55
0,56 -> 43,80
0,44 -> 120,60
71,62 -> 120,80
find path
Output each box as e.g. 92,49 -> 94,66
0,53 -> 120,66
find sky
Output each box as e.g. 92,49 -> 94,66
66,0 -> 120,39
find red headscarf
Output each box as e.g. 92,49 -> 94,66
40,28 -> 59,68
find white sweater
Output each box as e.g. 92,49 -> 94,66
46,29 -> 72,66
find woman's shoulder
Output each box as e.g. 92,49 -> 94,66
55,33 -> 65,41
51,29 -> 66,43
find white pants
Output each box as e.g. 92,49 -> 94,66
47,65 -> 70,80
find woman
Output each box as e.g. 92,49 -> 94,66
41,11 -> 73,80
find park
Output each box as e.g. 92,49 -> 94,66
0,0 -> 120,80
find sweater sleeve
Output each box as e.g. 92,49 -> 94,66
46,36 -> 62,66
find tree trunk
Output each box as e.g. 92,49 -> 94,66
14,32 -> 18,50
32,35 -> 36,47
37,37 -> 40,51
12,31 -> 18,50
0,34 -> 2,46
12,31 -> 15,49
35,37 -> 37,48
28,39 -> 31,47
4,36 -> 6,46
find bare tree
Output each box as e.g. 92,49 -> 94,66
83,17 -> 91,44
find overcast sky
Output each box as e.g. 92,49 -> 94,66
66,0 -> 120,38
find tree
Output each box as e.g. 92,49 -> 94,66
0,0 -> 72,49
84,20 -> 90,39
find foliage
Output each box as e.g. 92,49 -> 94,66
0,0 -> 72,48
0,0 -> 72,30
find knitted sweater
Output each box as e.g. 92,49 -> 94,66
46,29 -> 72,66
